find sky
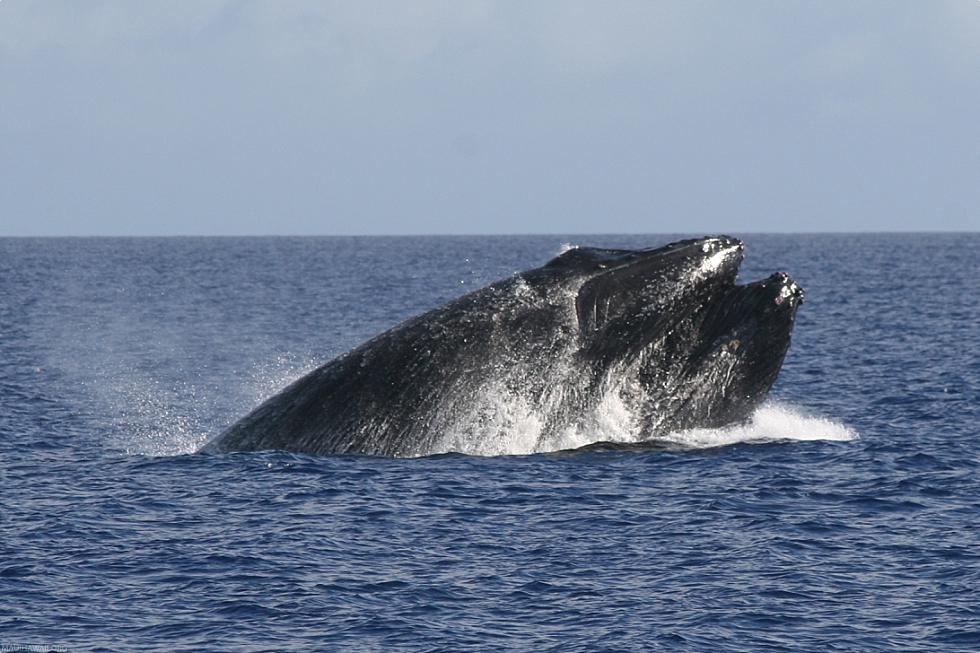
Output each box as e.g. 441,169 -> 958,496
1,1 -> 978,236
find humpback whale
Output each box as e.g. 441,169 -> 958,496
202,236 -> 804,457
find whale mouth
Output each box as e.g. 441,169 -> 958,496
570,236 -> 804,336
574,237 -> 805,433
645,264 -> 805,431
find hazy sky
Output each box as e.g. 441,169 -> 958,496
1,1 -> 978,235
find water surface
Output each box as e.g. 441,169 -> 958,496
2,234 -> 978,651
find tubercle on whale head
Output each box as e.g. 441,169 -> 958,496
768,272 -> 805,307
742,272 -> 806,314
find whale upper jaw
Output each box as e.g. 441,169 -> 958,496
573,236 -> 804,341
572,236 -> 744,341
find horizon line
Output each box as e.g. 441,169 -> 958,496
1,230 -> 977,239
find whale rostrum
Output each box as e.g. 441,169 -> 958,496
202,236 -> 804,457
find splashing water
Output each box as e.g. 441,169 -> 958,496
103,376 -> 211,457
112,356 -> 855,458
658,402 -> 858,449
107,355 -> 322,457
429,395 -> 855,458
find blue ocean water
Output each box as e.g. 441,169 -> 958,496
1,234 -> 978,652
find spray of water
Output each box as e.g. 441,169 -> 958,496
106,350 -> 855,457
104,355 -> 322,457
428,383 -> 856,458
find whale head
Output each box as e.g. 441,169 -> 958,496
538,235 -> 803,435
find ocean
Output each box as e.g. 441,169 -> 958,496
2,233 -> 978,652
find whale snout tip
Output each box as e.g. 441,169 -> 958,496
699,235 -> 744,253
693,236 -> 745,278
770,272 -> 805,306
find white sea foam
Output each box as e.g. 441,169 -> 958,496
655,402 -> 858,450
481,400 -> 857,456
